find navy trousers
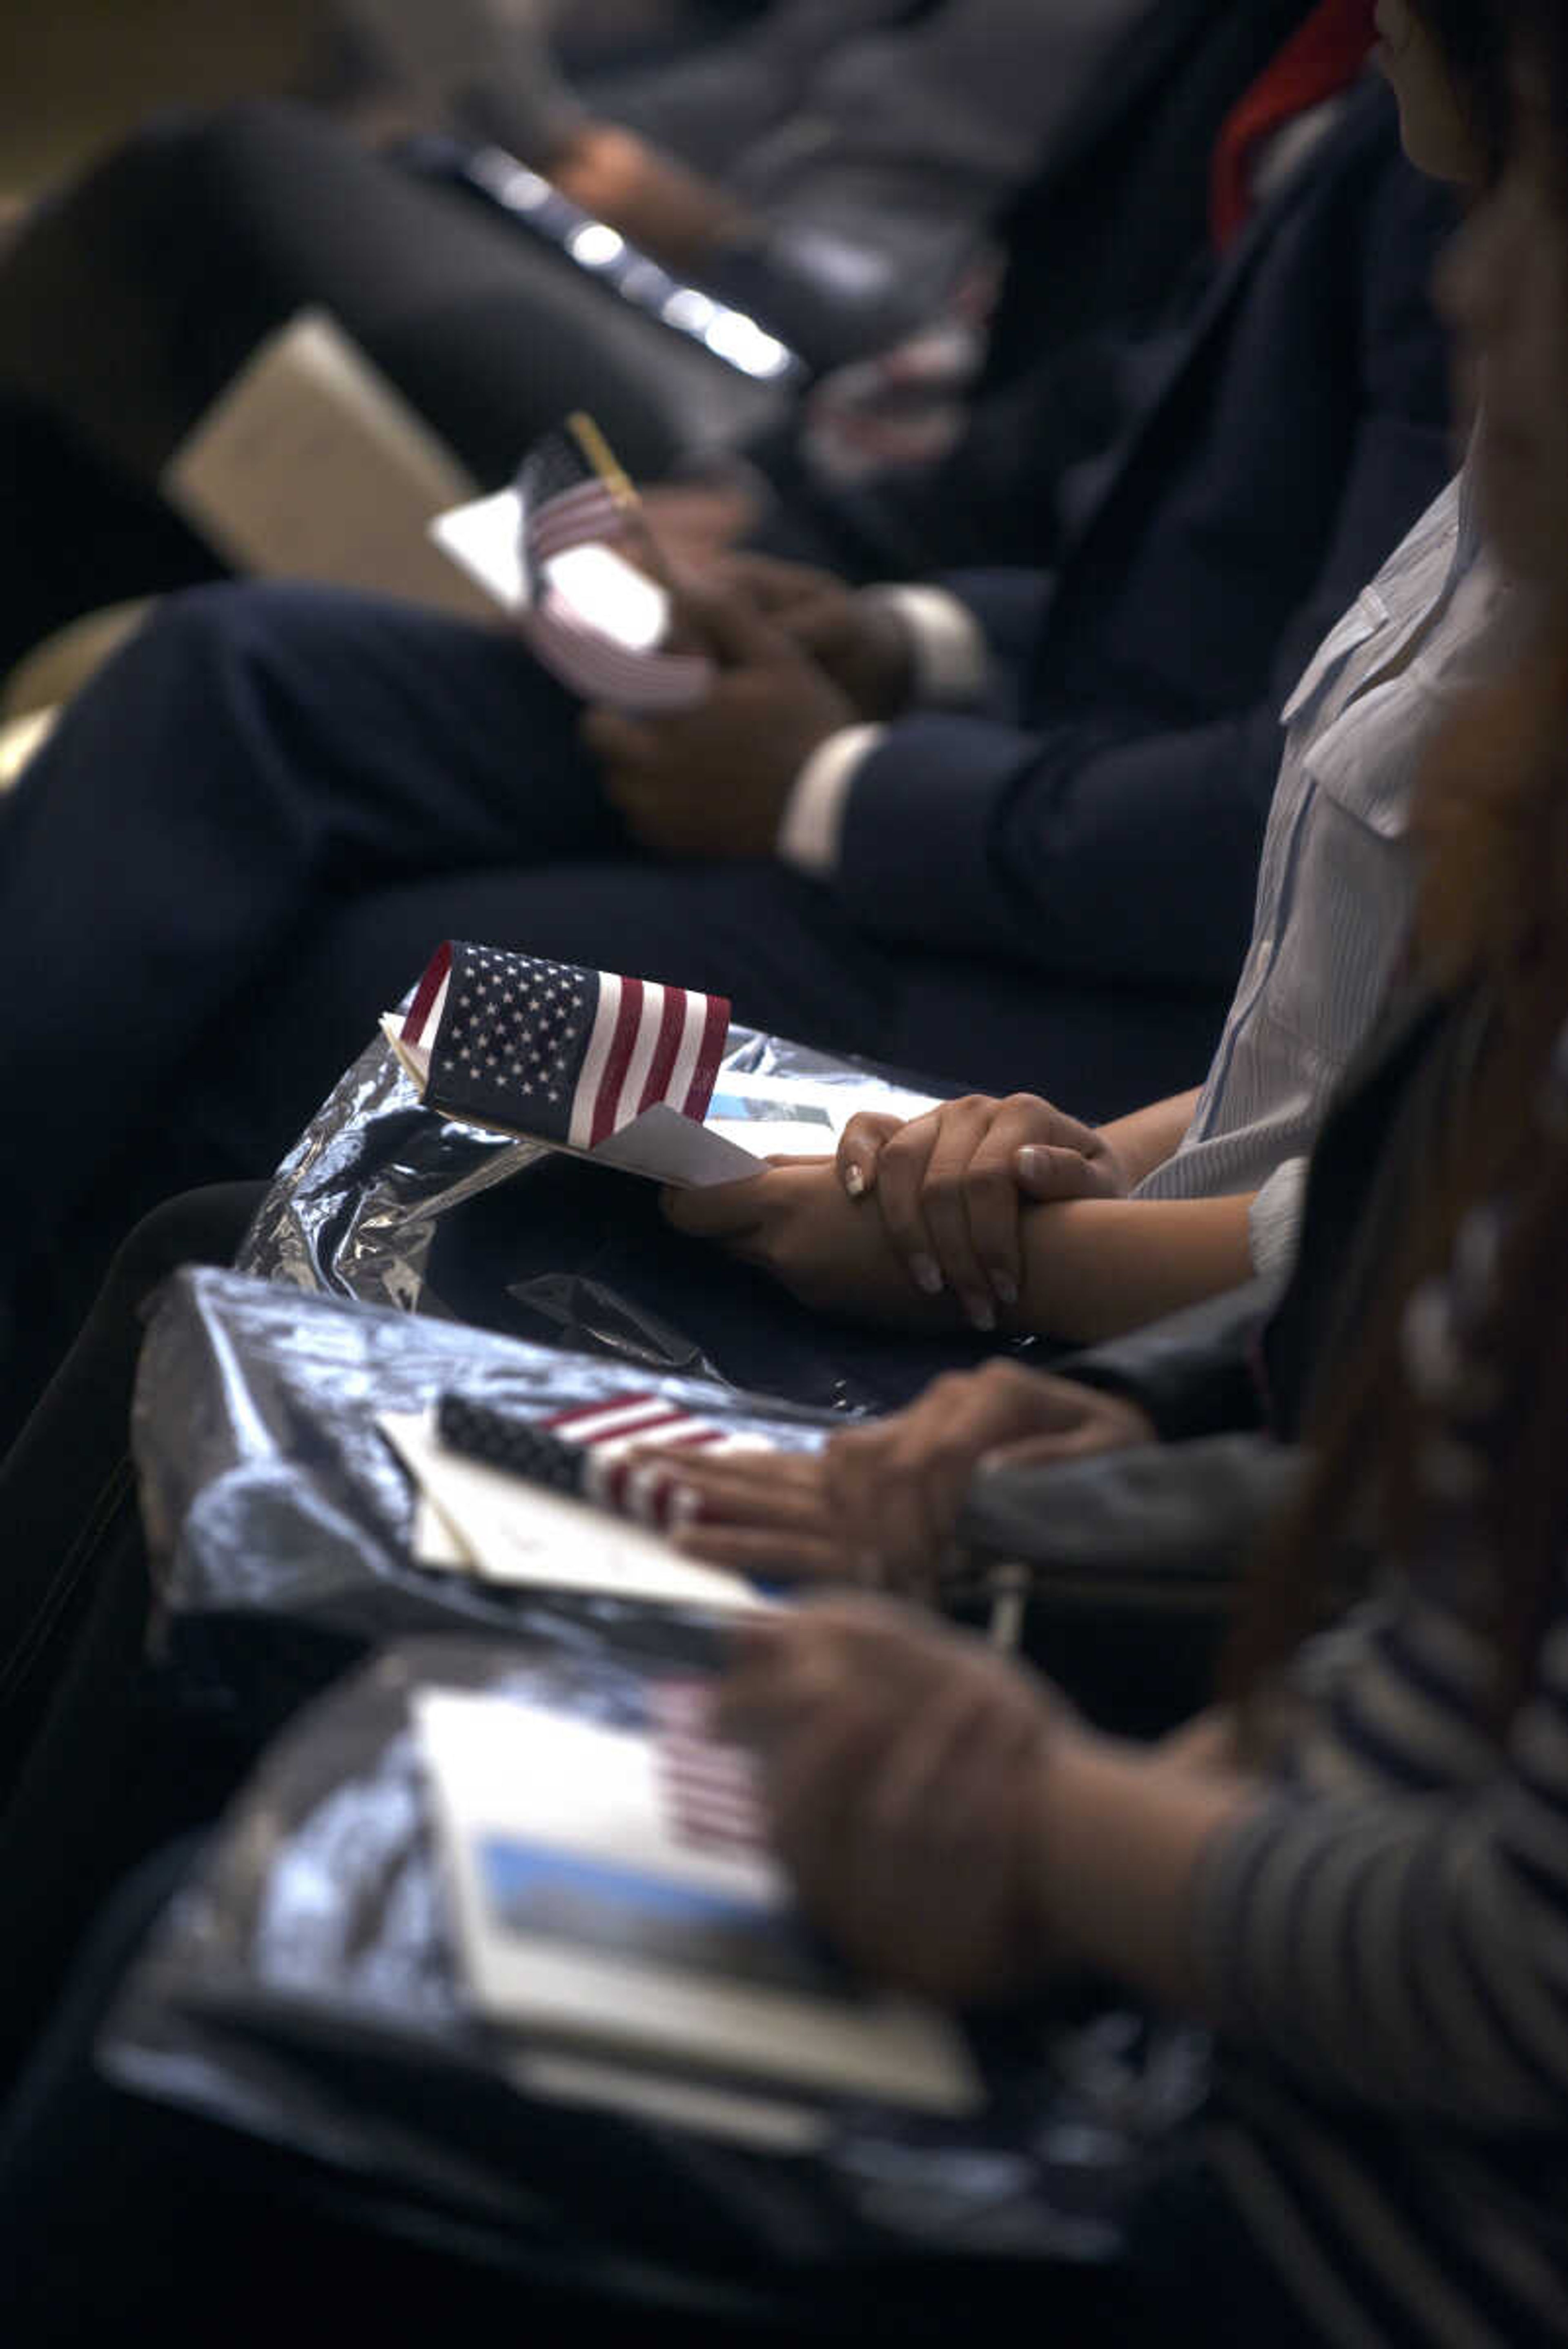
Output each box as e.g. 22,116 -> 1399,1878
0,581 -> 1223,1307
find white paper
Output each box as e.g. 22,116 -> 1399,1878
411,1492 -> 475,1572
431,492 -> 675,657
418,1689 -> 981,2113
588,1100 -> 765,1185
430,486 -> 528,612
380,1412 -> 772,1613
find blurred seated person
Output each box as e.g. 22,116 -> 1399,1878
0,0 -> 1316,677
330,0 -> 1172,363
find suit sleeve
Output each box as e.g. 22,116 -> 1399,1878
1056,1277 -> 1277,1440
826,176 -> 1456,989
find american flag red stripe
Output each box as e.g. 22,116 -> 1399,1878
396,943 -> 730,1151
515,417 -> 712,714
403,939 -> 452,1045
567,973 -> 731,1154
641,982 -> 690,1118
590,974 -> 648,1151
527,479 -> 626,566
688,991 -> 731,1123
649,1680 -> 764,1859
541,1395 -> 772,1533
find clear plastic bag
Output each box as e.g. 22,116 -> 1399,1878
236,1018 -> 1015,1418
133,1262 -> 833,1733
103,1636 -> 1212,2320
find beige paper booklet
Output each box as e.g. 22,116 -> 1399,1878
417,1687 -> 981,2113
381,1409 -> 774,1612
164,309 -> 496,620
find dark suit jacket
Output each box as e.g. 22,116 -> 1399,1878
750,0 -> 1317,570
832,83 -> 1457,1017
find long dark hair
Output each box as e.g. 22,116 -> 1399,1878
1410,0 -> 1515,174
1229,0 -> 1568,1723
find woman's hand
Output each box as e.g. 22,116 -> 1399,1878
548,123 -> 746,266
715,1598 -> 1071,2002
662,1360 -> 1157,1592
837,1095 -> 1132,1329
660,1157 -> 961,1326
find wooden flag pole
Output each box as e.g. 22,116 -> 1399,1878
566,410 -> 681,595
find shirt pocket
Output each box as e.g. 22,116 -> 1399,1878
1296,657 -> 1442,845
1253,762 -> 1416,1078
1279,588 -> 1387,731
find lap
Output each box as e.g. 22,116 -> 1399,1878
0,101 -> 778,489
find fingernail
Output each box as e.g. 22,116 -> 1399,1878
910,1254 -> 944,1296
1017,1147 -> 1047,1182
668,1484 -> 700,1531
962,1294 -> 997,1332
990,1271 -> 1018,1306
843,1162 -> 866,1198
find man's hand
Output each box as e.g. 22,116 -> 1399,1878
548,122 -> 746,266
661,1158 -> 959,1325
582,585 -> 857,858
713,554 -> 915,719
837,1095 -> 1132,1329
662,1359 -> 1156,1592
715,1599 -> 1070,2002
638,479 -> 766,570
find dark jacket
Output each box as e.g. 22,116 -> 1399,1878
752,0 -> 1317,570
834,84 -> 1458,1016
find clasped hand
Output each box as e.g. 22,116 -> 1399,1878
580,557 -> 912,859
664,1089 -> 1131,1330
642,1093 -> 1148,1592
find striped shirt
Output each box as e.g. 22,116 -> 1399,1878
1196,1550 -> 1568,2342
1138,468 -> 1512,1275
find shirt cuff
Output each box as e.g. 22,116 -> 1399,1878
859,585 -> 989,707
1247,1158 -> 1310,1280
775,723 -> 886,875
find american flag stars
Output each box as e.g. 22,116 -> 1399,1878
400,940 -> 732,1152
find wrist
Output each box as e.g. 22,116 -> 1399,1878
1026,1729 -> 1261,2006
1088,1131 -> 1135,1198
859,585 -> 987,710
1022,1724 -> 1129,1973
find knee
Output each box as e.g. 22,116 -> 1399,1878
127,579 -> 335,690
110,1183 -> 264,1307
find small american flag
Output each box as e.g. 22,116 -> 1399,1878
516,413 -> 713,713
648,1679 -> 765,1860
515,419 -> 626,598
401,940 -> 730,1150
437,1389 -> 774,1535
